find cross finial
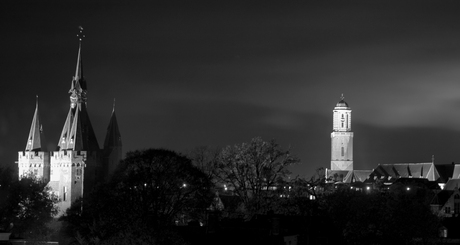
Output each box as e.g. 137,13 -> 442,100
77,26 -> 85,41
340,93 -> 345,101
112,98 -> 116,112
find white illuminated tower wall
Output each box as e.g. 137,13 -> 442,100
331,96 -> 353,171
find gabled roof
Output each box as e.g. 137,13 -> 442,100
435,164 -> 455,183
444,179 -> 460,191
452,164 -> 460,179
25,97 -> 44,151
370,163 -> 440,181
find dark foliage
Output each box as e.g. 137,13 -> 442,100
60,148 -> 213,244
0,168 -> 58,239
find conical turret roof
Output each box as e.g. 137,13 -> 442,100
25,96 -> 44,151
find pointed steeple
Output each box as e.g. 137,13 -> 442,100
25,96 -> 44,151
104,99 -> 122,150
103,99 -> 122,178
57,27 -> 99,151
70,26 -> 87,108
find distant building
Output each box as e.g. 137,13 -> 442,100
326,95 -> 372,184
330,95 -> 353,171
17,32 -> 122,215
325,96 -> 458,190
369,162 -> 440,181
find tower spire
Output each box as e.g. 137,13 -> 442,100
57,27 -> 99,151
104,101 -> 122,150
70,26 -> 87,108
25,95 -> 44,151
104,100 -> 122,178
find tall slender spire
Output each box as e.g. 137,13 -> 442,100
25,96 -> 44,151
57,27 -> 99,151
70,26 -> 86,108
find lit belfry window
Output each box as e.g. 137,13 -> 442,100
61,137 -> 66,144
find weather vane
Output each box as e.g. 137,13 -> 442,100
77,26 -> 85,41
341,93 -> 345,100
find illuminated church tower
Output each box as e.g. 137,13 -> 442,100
331,95 -> 353,170
17,28 -> 122,215
18,97 -> 50,182
48,28 -> 102,214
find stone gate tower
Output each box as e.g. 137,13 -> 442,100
17,28 -> 122,216
331,95 -> 353,170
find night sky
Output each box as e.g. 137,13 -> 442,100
2,1 -> 460,178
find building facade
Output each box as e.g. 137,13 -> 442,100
17,33 -> 122,215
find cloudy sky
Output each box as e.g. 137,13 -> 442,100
2,0 -> 460,177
